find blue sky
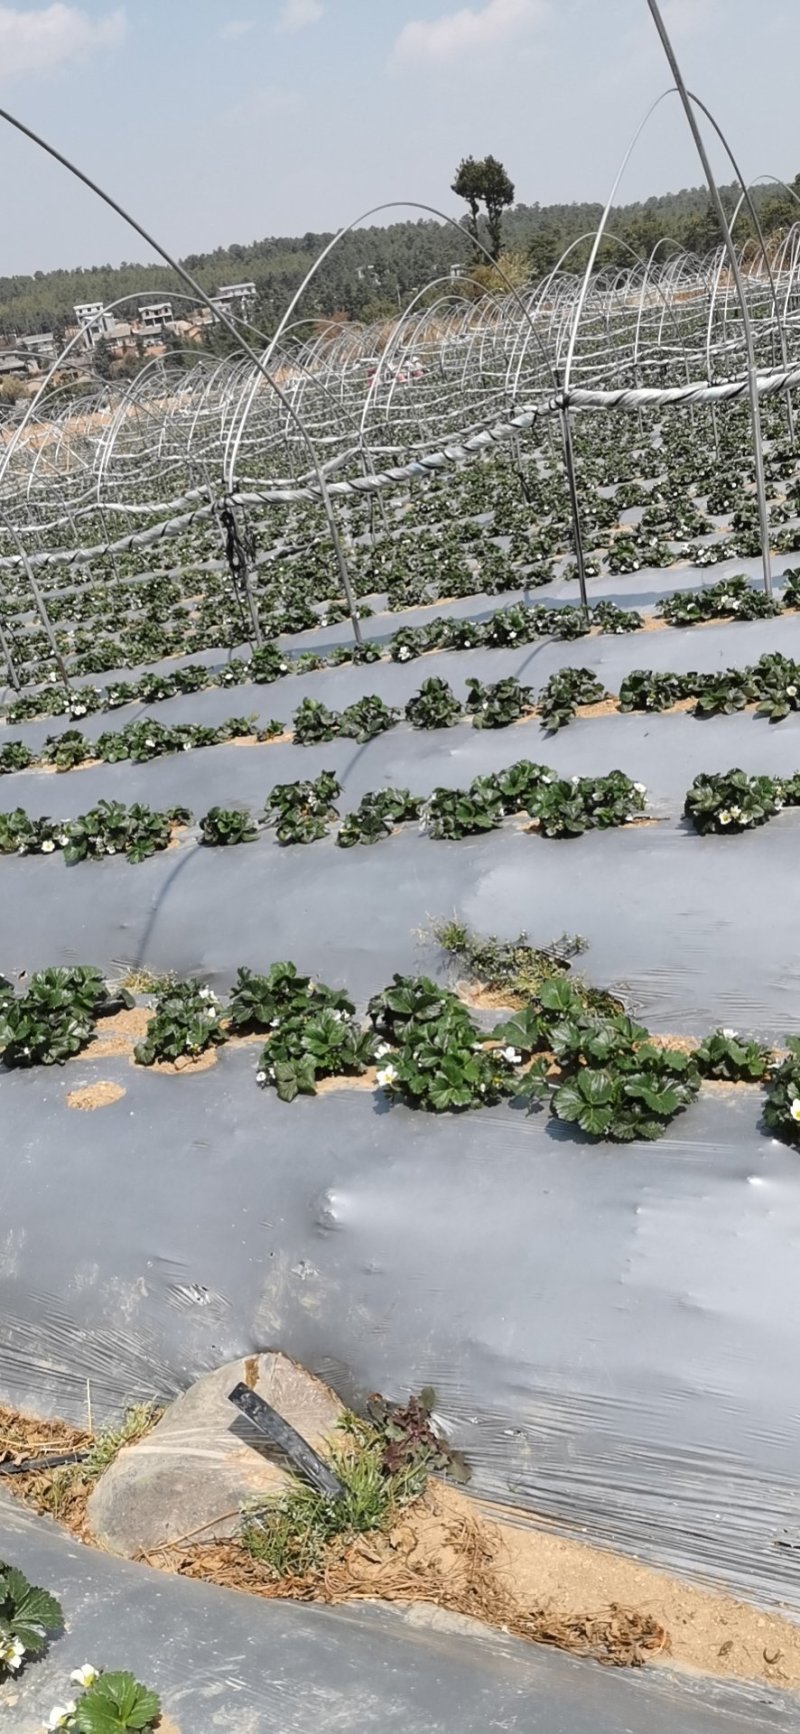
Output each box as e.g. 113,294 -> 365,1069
0,0 -> 797,273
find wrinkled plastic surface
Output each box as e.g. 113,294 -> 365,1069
2,1053 -> 800,1612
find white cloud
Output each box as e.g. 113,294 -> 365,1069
0,3 -> 125,80
276,0 -> 323,32
220,18 -> 254,39
394,0 -> 546,65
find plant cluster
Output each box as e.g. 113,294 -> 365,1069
464,674 -> 535,728
657,574 -> 781,626
41,1669 -> 161,1733
537,667 -> 608,731
199,806 -> 259,847
337,788 -> 422,848
0,1560 -> 62,1681
683,769 -> 793,834
133,980 -> 226,1066
244,963 -> 375,1101
265,771 -> 341,844
0,967 -> 130,1069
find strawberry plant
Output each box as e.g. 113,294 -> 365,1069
522,981 -> 701,1141
591,600 -> 642,633
63,801 -> 190,864
695,1028 -> 771,1082
0,1560 -> 62,1679
423,780 -> 504,840
618,669 -> 688,712
0,741 -> 34,774
292,697 -> 341,744
199,806 -> 259,846
537,667 -> 607,732
0,808 -> 60,855
749,651 -> 800,722
530,771 -> 645,838
41,729 -> 93,771
405,678 -> 463,730
249,642 -> 290,682
134,980 -> 226,1065
684,770 -> 781,834
368,975 -> 518,1111
265,772 -> 341,845
764,1042 -> 800,1147
44,1668 -> 161,1732
0,966 -> 127,1068
464,675 -> 535,728
337,788 -> 422,847
691,670 -> 750,718
338,694 -> 399,742
250,964 -> 373,1100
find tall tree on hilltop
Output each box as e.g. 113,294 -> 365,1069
451,155 -> 516,261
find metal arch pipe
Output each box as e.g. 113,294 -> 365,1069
644,0 -> 772,595
0,102 -> 365,647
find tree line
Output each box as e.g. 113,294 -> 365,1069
1,171 -> 799,345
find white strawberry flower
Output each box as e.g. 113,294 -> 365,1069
1,1634 -> 25,1670
722,1028 -> 738,1040
500,1046 -> 522,1064
376,1063 -> 399,1089
41,839 -> 56,854
791,1099 -> 800,1124
45,1705 -> 77,1731
70,1663 -> 99,1688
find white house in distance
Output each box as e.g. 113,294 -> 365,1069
73,302 -> 117,347
138,301 -> 174,334
210,282 -> 257,320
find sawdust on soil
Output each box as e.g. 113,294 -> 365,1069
66,1080 -> 127,1111
148,1046 -> 220,1076
316,1066 -> 378,1094
576,698 -> 619,719
456,981 -> 524,1012
89,1006 -> 151,1058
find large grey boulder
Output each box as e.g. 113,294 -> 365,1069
87,1352 -> 345,1558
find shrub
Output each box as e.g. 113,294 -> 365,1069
249,963 -> 373,1100
0,1560 -> 62,1679
368,974 -> 519,1111
40,729 -> 93,771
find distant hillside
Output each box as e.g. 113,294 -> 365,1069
1,177 -> 797,341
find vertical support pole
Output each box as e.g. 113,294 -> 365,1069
645,0 -> 772,596
316,475 -> 363,647
0,617 -> 21,691
3,518 -> 71,686
558,388 -> 590,616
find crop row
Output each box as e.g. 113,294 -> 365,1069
4,961 -> 800,1151
7,571 -> 800,731
0,766 -> 647,859
7,649 -> 800,787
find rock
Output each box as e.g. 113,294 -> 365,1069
87,1352 -> 345,1559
